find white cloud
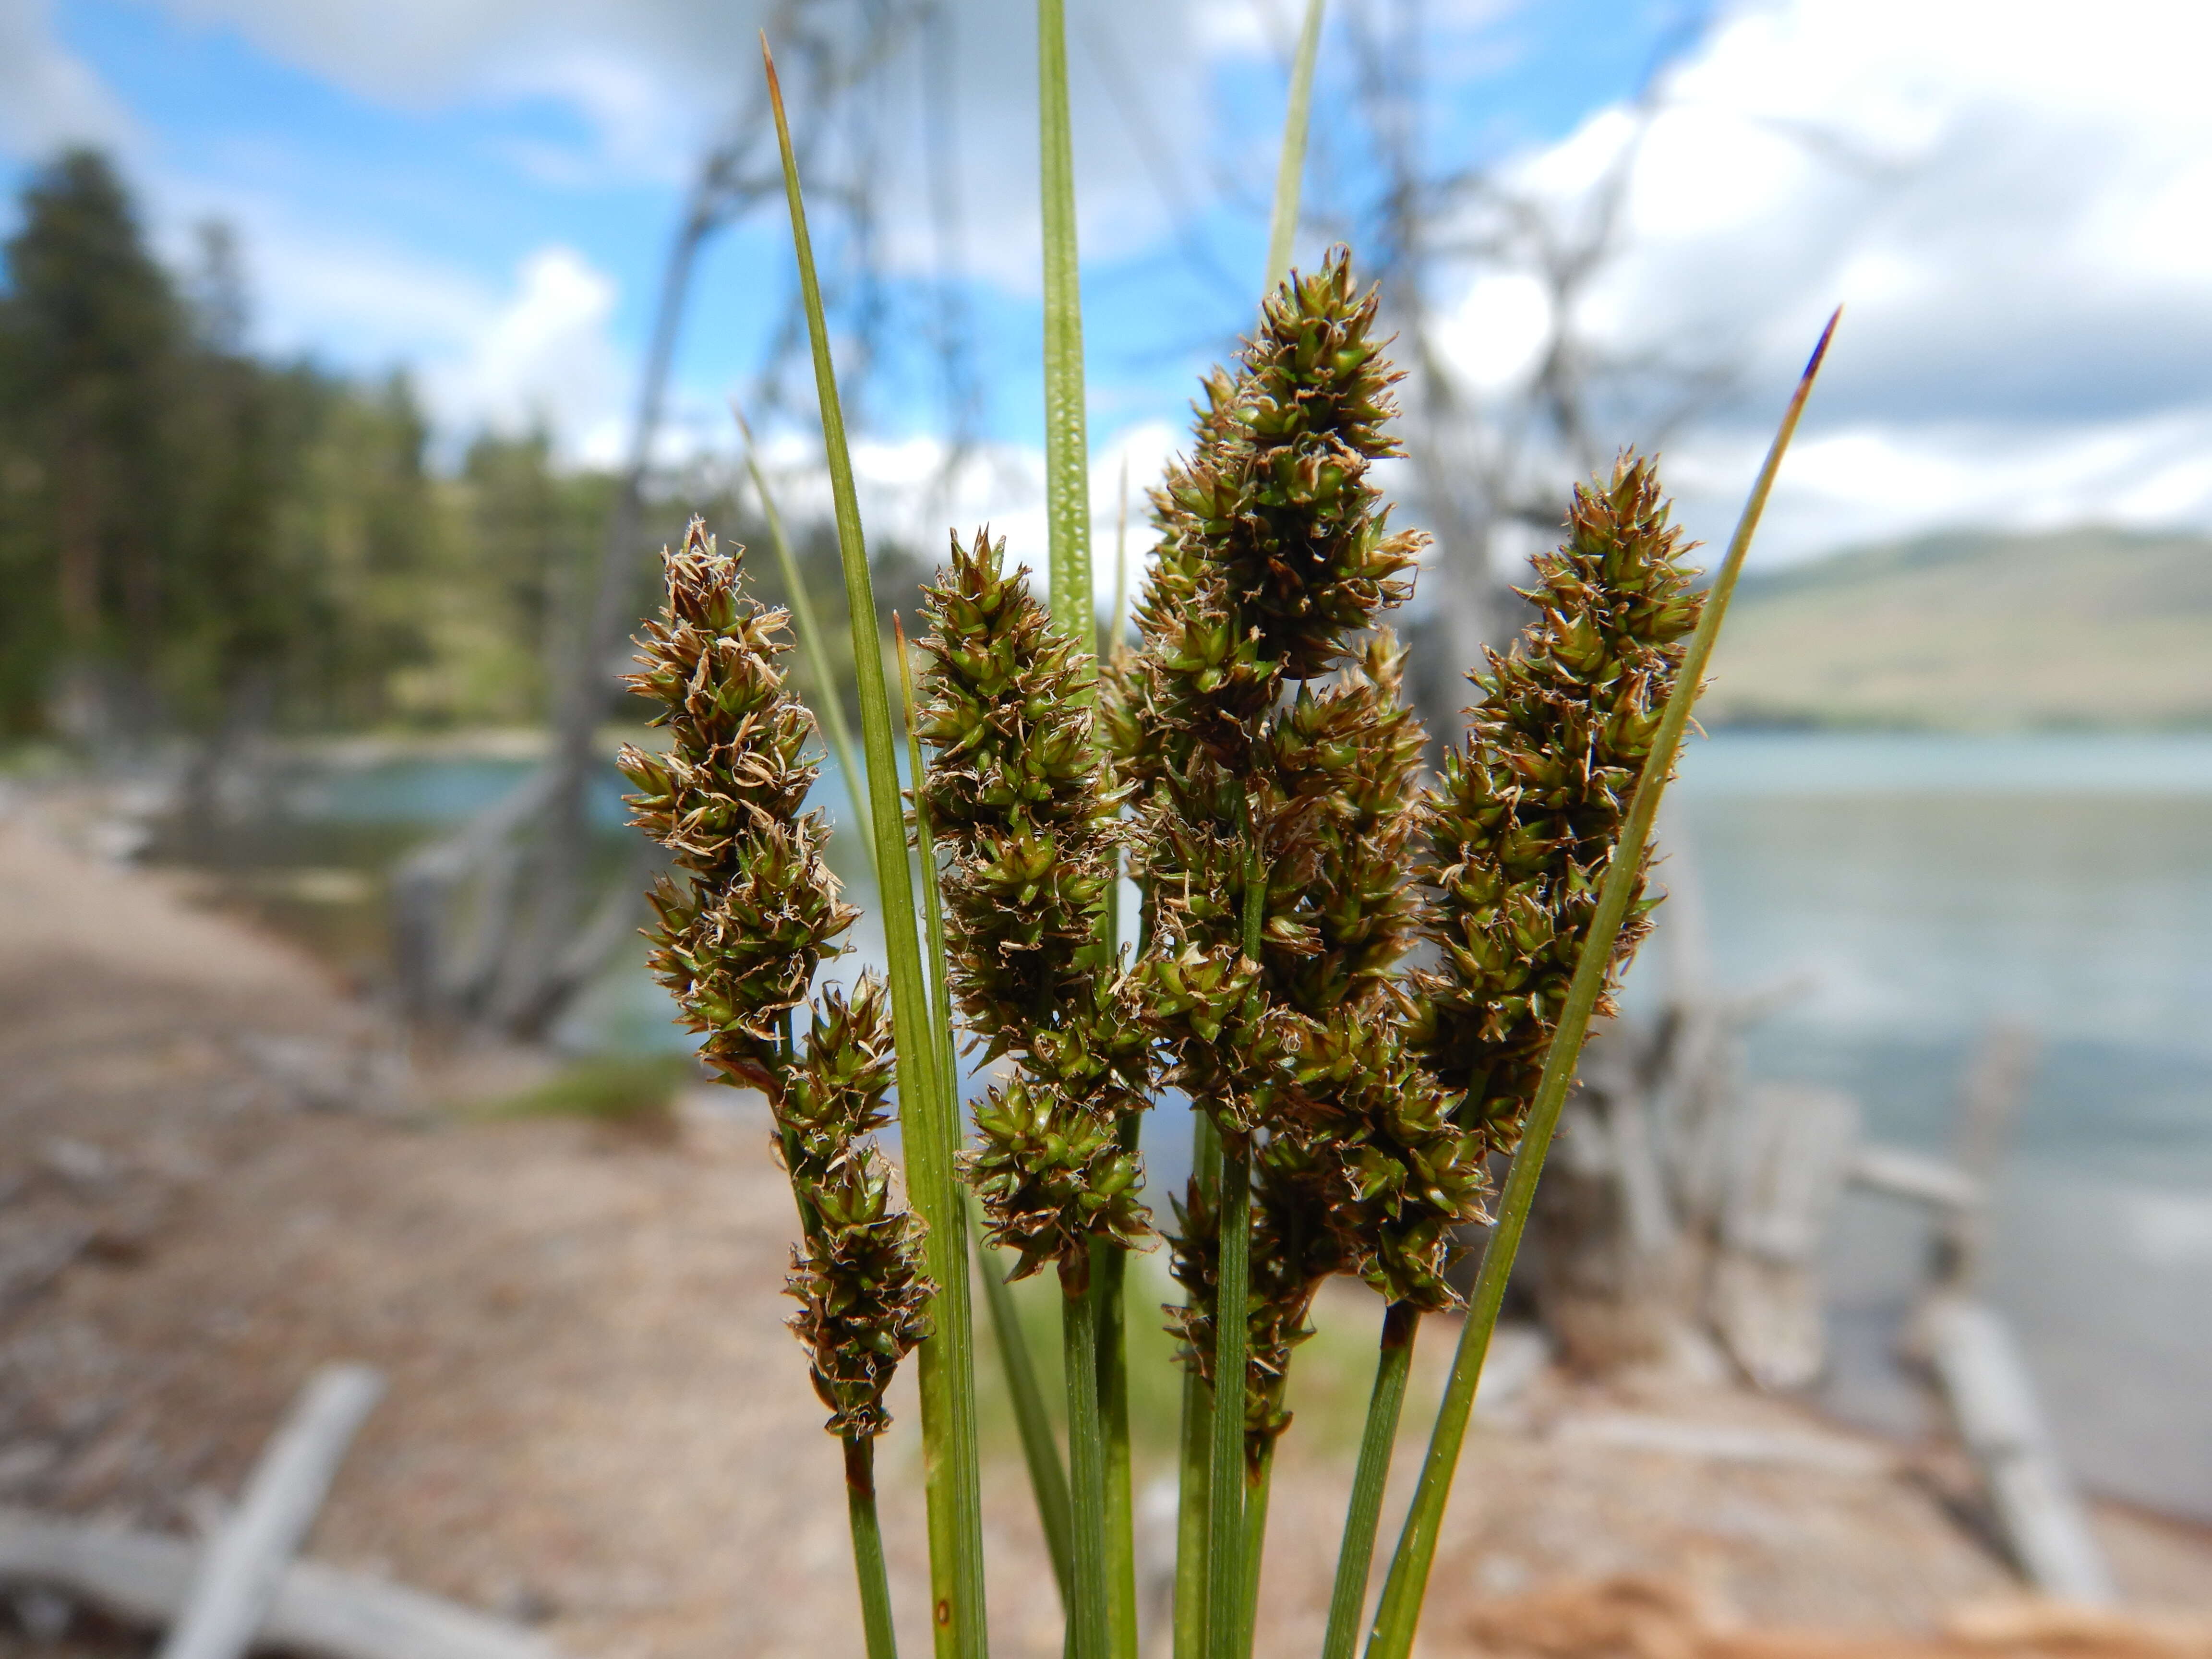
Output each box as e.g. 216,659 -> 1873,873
140,0 -> 1253,279
421,245 -> 627,462
1664,407 -> 2212,563
182,198 -> 633,462
1439,0 -> 2212,560
0,0 -> 135,158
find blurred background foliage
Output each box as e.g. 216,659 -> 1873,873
0,146 -> 923,754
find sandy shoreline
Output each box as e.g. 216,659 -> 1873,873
1,794 -> 2208,1658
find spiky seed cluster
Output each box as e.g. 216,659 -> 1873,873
1124,251 -> 1431,1135
619,519 -> 857,1093
1108,246 -> 1423,791
620,520 -> 928,1439
1411,457 -> 1704,1154
917,530 -> 1148,1283
1114,253 -> 1489,1454
1249,642 -> 1489,1313
780,978 -> 935,1439
1157,650 -> 1490,1453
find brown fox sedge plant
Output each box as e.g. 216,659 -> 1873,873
619,18 -> 1836,1659
616,525 -> 923,1659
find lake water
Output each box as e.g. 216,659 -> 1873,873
228,730 -> 2212,1520
1654,733 -> 2212,1522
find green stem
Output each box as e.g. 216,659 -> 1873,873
1321,1302 -> 1417,1659
1037,0 -> 1091,646
1062,1263 -> 1111,1659
845,1435 -> 899,1659
1172,1366 -> 1213,1659
1173,1112 -> 1221,1659
1201,802 -> 1268,1659
765,45 -> 988,1658
775,1011 -> 823,1242
1362,311 -> 1841,1659
979,1221 -> 1074,1601
1095,1184 -> 1139,1659
894,616 -> 959,1109
731,397 -> 875,890
1262,0 -> 1327,294
1237,1442 -> 1274,1659
1204,1133 -> 1250,1659
905,624 -> 1045,1648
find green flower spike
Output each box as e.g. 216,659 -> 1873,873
917,529 -> 1149,1281
1117,253 -> 1490,1472
1411,455 -> 1706,1154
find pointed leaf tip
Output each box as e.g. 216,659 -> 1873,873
760,33 -> 782,106
1802,305 -> 1842,386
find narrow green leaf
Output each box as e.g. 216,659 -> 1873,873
1037,0 -> 1091,645
764,39 -> 989,1659
731,397 -> 875,890
1094,1232 -> 1139,1659
1362,310 -> 1842,1659
979,1220 -> 1075,1601
1237,1443 -> 1274,1658
1204,828 -> 1267,1659
1205,1137 -> 1250,1659
1263,0 -> 1327,293
894,614 -> 957,1106
1039,13 -> 1136,1653
1321,1302 -> 1417,1659
899,614 -> 1078,1608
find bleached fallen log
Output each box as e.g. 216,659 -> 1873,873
1551,1411 -> 1896,1477
1923,1297 -> 2116,1606
0,1507 -> 563,1659
1850,1143 -> 1982,1211
160,1364 -> 386,1659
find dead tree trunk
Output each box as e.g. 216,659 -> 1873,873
390,1 -> 931,1042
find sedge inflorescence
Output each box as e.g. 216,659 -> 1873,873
1114,250 -> 1492,1455
1410,457 -> 1705,1157
619,521 -> 930,1439
614,276 -> 1705,1479
916,529 -> 1149,1289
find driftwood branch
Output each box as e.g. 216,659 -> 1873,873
160,1363 -> 386,1659
0,1507 -> 565,1659
1923,1297 -> 2116,1605
1850,1144 -> 1982,1211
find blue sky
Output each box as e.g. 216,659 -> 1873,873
9,0 -> 1700,457
9,0 -> 2212,565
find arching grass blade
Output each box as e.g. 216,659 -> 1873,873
1263,0 -> 1326,293
730,396 -> 875,890
765,37 -> 989,1659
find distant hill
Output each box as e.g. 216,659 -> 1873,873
1699,526 -> 2212,729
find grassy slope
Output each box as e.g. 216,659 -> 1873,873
1701,526 -> 2212,728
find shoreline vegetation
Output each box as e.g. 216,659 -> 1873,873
10,515 -> 2209,782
